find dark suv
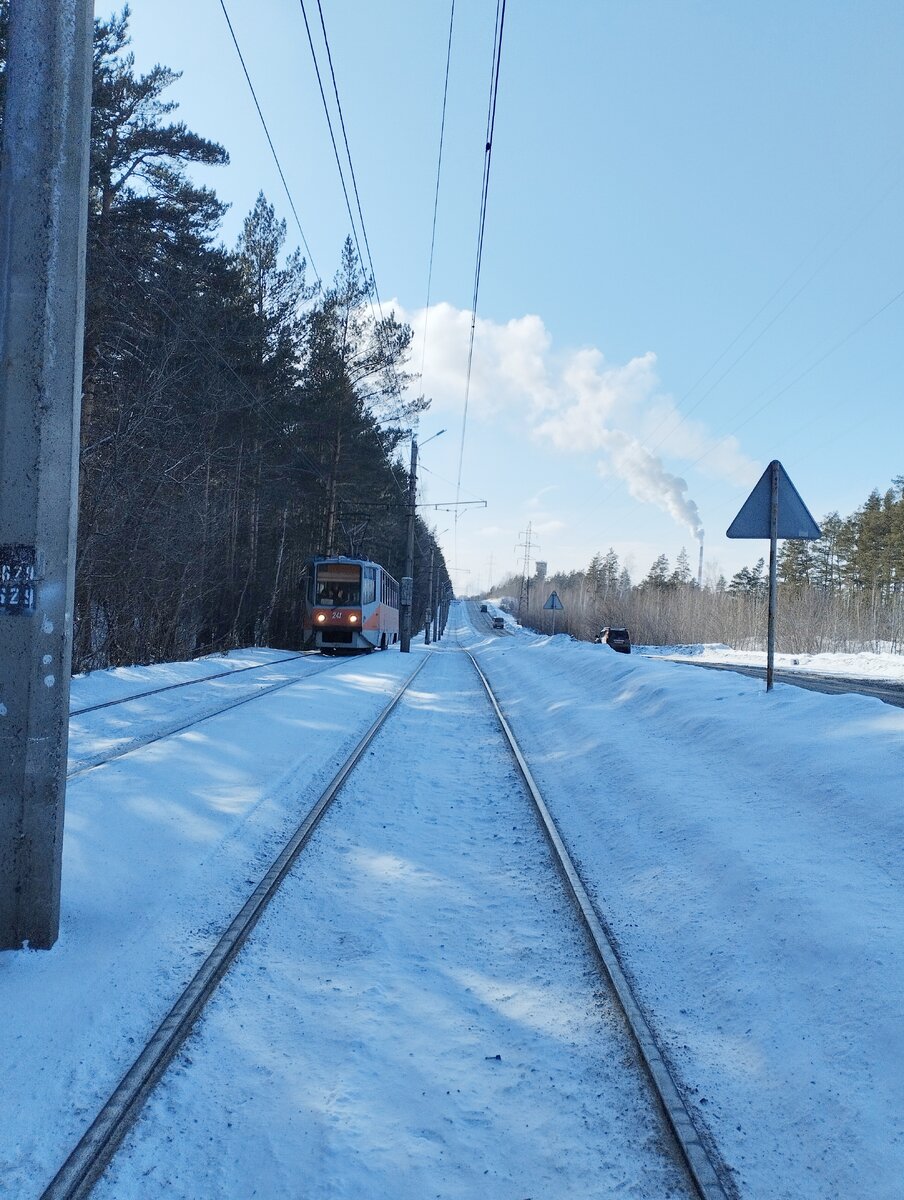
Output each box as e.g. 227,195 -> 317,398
594,627 -> 631,653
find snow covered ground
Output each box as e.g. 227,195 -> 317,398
2,613 -> 902,1198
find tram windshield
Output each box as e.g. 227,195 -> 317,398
315,563 -> 361,606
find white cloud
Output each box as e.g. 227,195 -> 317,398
388,299 -> 759,543
398,301 -> 555,417
532,519 -> 567,535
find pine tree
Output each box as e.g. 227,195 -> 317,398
811,512 -> 844,590
602,548 -> 620,591
641,554 -> 671,589
778,540 -> 814,588
669,546 -> 693,587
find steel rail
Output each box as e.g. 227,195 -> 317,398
466,649 -> 734,1200
41,654 -> 430,1200
70,653 -> 310,717
67,656 -> 352,781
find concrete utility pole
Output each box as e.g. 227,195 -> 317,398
399,437 -> 418,653
424,546 -> 434,645
0,0 -> 95,949
399,429 -> 443,654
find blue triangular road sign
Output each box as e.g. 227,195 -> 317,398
727,461 -> 821,540
543,591 -> 564,610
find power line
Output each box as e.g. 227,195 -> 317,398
693,280 -> 904,465
420,0 -> 457,382
595,276 -> 904,538
295,0 -> 415,508
296,0 -> 376,313
643,173 -> 903,459
218,0 -> 320,286
454,0 -> 507,547
584,167 -> 904,528
314,0 -> 382,309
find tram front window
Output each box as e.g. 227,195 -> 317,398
316,570 -> 361,606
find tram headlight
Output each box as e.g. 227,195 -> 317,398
316,613 -> 326,623
348,614 -> 358,623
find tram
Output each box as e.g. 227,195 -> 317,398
303,556 -> 400,653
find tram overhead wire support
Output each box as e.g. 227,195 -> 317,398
400,429 -> 445,654
400,436 -> 418,653
0,0 -> 94,951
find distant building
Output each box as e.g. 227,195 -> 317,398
535,561 -> 547,581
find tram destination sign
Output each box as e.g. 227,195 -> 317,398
0,545 -> 37,614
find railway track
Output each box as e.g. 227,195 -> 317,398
41,647 -> 733,1200
70,652 -> 311,717
67,653 -> 350,778
43,654 -> 431,1200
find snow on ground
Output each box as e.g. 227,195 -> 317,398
1,619 -> 902,1198
458,606 -> 904,1200
93,649 -> 693,1200
69,647 -> 305,711
2,652 -> 417,1196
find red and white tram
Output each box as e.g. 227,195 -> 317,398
303,556 -> 400,653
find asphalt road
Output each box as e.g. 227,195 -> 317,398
660,659 -> 904,709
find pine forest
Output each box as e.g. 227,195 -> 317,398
503,482 -> 904,653
0,6 -> 449,670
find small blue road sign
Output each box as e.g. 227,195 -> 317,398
543,591 -> 564,610
727,461 -> 821,540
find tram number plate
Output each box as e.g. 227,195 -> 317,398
0,545 -> 37,613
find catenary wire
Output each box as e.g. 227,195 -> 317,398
419,0 -> 457,383
218,0 -> 321,287
314,0 -> 383,311
295,0 -> 415,508
453,0 -> 507,554
296,0 -> 376,316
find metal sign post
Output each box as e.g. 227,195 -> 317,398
727,461 -> 820,693
767,463 -> 779,690
543,590 -> 564,635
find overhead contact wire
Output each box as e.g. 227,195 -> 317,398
454,0 -> 507,553
315,0 -> 383,312
218,0 -> 321,286
297,0 -> 375,315
420,0 -> 457,383
298,0 -> 414,509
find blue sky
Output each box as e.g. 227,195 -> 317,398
126,0 -> 903,593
